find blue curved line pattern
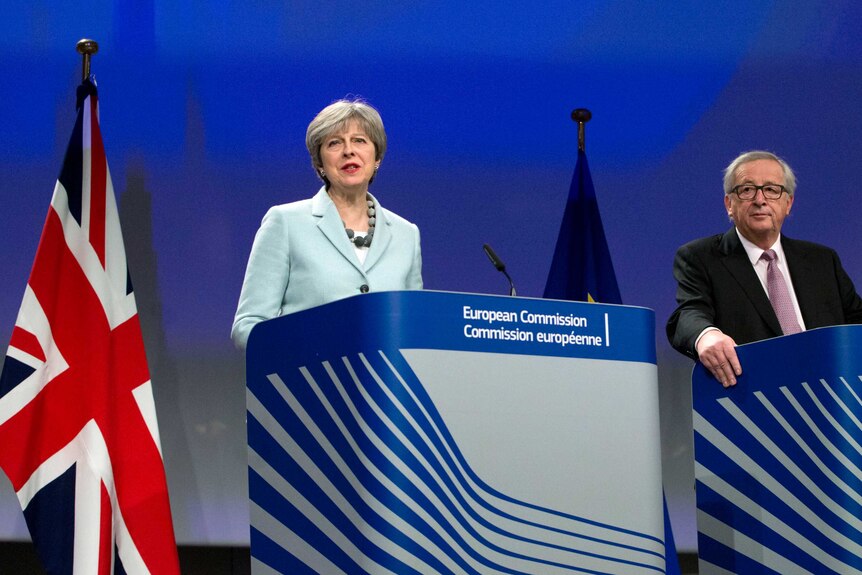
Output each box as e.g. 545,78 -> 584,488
339,352 -> 662,570
377,350 -> 665,548
248,349 -> 665,574
694,374 -> 862,574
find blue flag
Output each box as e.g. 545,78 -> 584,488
543,150 -> 621,303
543,148 -> 682,575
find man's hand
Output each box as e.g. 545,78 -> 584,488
696,330 -> 742,387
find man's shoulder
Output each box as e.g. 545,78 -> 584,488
677,232 -> 728,255
782,235 -> 838,257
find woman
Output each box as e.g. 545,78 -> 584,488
231,98 -> 423,350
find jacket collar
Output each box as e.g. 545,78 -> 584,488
781,236 -> 818,327
310,187 -> 392,274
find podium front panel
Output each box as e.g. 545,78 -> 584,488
693,325 -> 862,574
247,291 -> 666,574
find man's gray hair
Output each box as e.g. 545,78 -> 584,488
723,150 -> 797,197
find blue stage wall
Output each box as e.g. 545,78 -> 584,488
1,0 -> 861,549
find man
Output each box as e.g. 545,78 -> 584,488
666,150 -> 862,387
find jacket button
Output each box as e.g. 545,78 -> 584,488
360,284 -> 370,293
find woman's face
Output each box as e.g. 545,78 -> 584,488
320,119 -> 378,195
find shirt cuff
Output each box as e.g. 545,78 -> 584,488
694,326 -> 721,355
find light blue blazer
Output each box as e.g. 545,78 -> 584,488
231,187 -> 423,349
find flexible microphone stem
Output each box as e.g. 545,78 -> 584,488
482,243 -> 517,297
502,270 -> 516,297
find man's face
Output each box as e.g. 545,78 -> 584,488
725,159 -> 793,249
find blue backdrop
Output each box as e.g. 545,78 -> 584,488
2,0 -> 861,549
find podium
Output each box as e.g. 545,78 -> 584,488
246,291 -> 667,574
693,326 -> 862,574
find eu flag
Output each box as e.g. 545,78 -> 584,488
543,150 -> 621,303
543,148 -> 682,575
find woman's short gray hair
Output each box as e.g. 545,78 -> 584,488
723,150 -> 797,197
306,98 -> 387,178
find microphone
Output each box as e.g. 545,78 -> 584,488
482,243 -> 517,296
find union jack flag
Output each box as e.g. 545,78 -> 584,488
0,78 -> 180,574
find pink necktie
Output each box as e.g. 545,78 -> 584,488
760,249 -> 802,335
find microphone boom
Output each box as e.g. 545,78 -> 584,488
482,243 -> 517,296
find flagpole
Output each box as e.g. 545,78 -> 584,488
76,38 -> 99,81
570,108 -> 591,152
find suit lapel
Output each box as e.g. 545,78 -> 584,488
362,192 -> 391,272
782,236 -> 817,327
718,228 -> 783,335
311,188 -> 366,276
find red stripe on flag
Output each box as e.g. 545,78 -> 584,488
88,96 -> 107,268
10,326 -> 46,362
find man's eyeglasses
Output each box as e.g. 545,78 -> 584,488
729,184 -> 787,200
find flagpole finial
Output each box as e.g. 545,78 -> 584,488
570,108 -> 592,152
76,39 -> 99,82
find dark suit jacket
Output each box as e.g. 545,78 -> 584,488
666,227 -> 862,359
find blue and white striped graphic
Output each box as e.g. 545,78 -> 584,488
693,326 -> 862,575
246,291 -> 665,574
249,350 -> 664,574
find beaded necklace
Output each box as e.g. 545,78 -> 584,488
344,195 -> 375,248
